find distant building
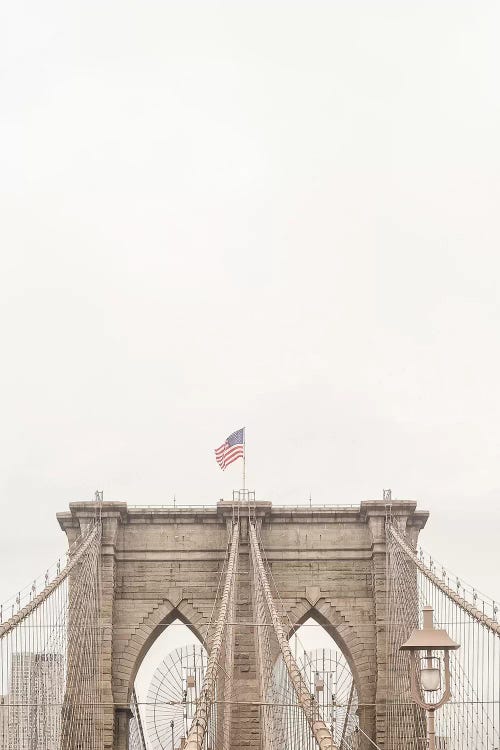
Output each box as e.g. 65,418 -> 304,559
8,653 -> 65,749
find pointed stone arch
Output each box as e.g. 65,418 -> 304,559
113,596 -> 210,708
285,597 -> 377,742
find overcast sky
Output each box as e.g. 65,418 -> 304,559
1,1 -> 499,609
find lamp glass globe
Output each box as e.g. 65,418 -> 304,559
421,666 -> 441,692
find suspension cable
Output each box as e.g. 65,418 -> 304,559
0,523 -> 99,639
183,521 -> 239,750
249,521 -> 338,750
388,522 -> 500,635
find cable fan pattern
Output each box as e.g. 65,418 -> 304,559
299,649 -> 359,747
269,647 -> 360,749
145,645 -> 208,750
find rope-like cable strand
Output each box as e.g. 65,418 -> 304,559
183,522 -> 239,750
1,520 -> 103,750
0,524 -> 99,639
386,520 -> 500,749
389,522 -> 500,636
249,521 -> 338,750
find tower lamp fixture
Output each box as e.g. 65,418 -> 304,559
400,606 -> 460,750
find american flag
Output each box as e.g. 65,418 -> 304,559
214,428 -> 245,470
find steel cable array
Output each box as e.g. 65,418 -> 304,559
3,505 -> 500,749
386,519 -> 500,750
249,518 -> 379,750
181,521 -> 239,750
249,520 -> 338,750
143,645 -> 209,750
0,520 -> 103,750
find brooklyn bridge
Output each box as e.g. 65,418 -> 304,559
0,493 -> 498,749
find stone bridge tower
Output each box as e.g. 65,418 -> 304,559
57,499 -> 428,749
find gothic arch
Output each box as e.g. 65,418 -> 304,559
113,597 -> 209,707
285,597 -> 377,714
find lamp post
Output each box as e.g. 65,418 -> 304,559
400,606 -> 460,750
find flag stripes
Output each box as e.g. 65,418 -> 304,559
214,428 -> 245,471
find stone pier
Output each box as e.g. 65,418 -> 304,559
57,498 -> 428,748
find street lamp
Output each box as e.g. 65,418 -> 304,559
400,606 -> 460,750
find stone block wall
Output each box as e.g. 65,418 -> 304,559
57,498 -> 428,749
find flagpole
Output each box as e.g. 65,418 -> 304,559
243,427 -> 246,491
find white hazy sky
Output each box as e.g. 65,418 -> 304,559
1,2 -> 499,608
